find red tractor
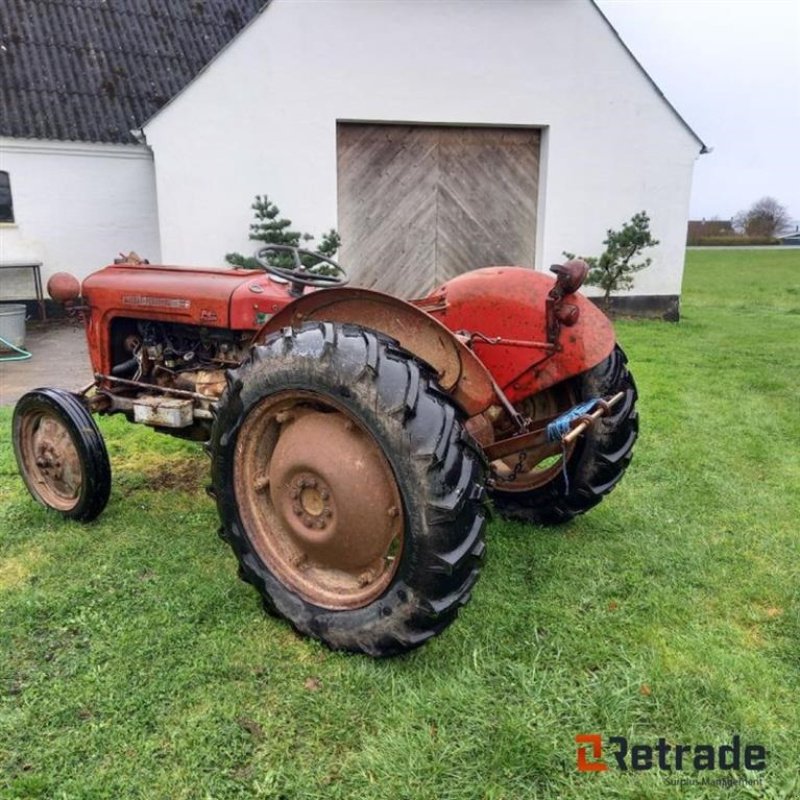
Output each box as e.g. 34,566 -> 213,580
12,247 -> 638,656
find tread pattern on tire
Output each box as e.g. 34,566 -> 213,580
211,322 -> 488,657
12,387 -> 111,522
490,345 -> 639,525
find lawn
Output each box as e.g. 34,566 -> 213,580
1,249 -> 798,799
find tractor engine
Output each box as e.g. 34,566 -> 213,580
71,258 -> 298,438
108,318 -> 248,397
100,319 -> 251,439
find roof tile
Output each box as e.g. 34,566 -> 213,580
0,0 -> 268,143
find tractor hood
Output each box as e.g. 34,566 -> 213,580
81,263 -> 291,329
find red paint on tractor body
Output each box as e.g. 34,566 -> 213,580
81,263 -> 297,374
417,267 -> 615,404
80,262 -> 614,408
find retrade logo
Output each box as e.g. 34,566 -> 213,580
575,734 -> 767,773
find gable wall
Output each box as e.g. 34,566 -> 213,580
145,0 -> 701,298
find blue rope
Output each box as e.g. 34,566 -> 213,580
546,398 -> 599,442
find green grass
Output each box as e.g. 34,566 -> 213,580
1,248 -> 799,799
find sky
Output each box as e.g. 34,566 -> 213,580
596,0 -> 800,224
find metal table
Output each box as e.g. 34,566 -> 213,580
0,261 -> 47,320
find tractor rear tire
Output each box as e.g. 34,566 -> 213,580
13,388 -> 111,522
211,323 -> 487,657
490,345 -> 638,525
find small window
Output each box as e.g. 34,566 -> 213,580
0,171 -> 14,222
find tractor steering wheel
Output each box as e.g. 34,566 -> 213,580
255,245 -> 348,294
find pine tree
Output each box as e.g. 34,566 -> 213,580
564,211 -> 658,309
225,195 -> 340,271
247,194 -> 302,248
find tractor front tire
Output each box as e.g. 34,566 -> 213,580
211,323 -> 487,657
490,345 -> 638,525
13,388 -> 111,522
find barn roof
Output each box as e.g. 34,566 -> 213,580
0,0 -> 268,144
1,0 -> 707,154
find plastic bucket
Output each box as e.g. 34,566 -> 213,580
0,304 -> 27,351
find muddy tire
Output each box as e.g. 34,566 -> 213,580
490,345 -> 638,525
13,388 -> 111,522
211,323 -> 487,657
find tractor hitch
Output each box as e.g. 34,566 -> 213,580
561,392 -> 624,444
483,391 -> 624,464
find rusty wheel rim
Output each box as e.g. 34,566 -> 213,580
492,385 -> 578,492
234,391 -> 404,610
17,409 -> 84,512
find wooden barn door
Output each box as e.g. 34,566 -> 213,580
337,123 -> 540,297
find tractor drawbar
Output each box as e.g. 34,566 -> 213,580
546,391 -> 626,444
483,391 -> 625,464
560,392 -> 625,444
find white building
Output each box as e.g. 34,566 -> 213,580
2,0 -> 705,320
0,139 -> 160,303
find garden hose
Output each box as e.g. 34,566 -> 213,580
0,334 -> 32,362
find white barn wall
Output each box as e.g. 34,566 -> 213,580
0,139 -> 161,298
144,0 -> 701,298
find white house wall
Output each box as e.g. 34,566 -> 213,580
144,0 -> 701,298
0,138 -> 161,298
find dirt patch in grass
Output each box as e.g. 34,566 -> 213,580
112,450 -> 209,496
138,458 -> 209,491
0,545 -> 47,592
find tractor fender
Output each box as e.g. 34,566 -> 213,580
253,287 -> 498,416
418,267 -> 616,406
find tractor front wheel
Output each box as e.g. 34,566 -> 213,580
211,323 -> 487,657
13,388 -> 111,522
